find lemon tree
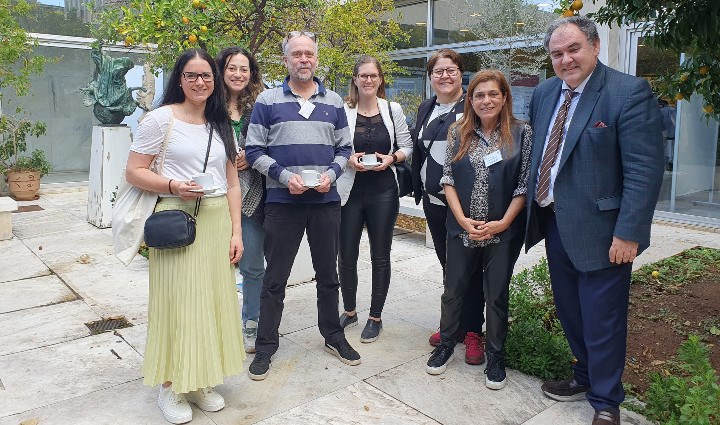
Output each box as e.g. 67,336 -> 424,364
591,0 -> 720,121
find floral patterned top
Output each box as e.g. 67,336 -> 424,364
440,123 -> 532,248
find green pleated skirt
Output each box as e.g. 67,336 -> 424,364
143,196 -> 245,394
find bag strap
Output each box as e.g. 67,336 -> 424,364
388,101 -> 399,152
193,126 -> 214,217
152,107 -> 175,175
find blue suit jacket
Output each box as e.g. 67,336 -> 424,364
524,61 -> 664,272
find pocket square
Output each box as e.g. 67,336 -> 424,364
593,121 -> 608,128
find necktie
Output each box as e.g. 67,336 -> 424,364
536,89 -> 576,204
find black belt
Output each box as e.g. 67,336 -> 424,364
536,200 -> 555,212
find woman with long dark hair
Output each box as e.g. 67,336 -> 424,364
336,55 -> 412,342
125,49 -> 244,424
425,70 -> 531,391
216,46 -> 265,354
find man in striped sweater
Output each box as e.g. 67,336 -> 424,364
245,31 -> 359,380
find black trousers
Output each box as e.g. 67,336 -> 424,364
339,178 -> 399,318
440,235 -> 523,355
255,202 -> 344,355
423,195 -> 485,333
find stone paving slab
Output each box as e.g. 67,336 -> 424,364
0,238 -> 50,284
116,323 -> 148,356
257,381 -> 440,424
0,274 -> 75,314
285,315 -> 433,380
11,208 -> 96,240
521,400 -> 651,425
0,300 -> 100,356
383,287 -> 444,333
0,332 -> 143,417
366,354 -> 555,425
205,339 -> 362,424
0,379 -> 216,425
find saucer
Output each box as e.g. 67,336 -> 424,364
188,185 -> 220,194
303,182 -> 320,188
363,162 -> 380,170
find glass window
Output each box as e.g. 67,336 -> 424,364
18,0 -> 92,37
388,0 -> 428,49
387,57 -> 427,129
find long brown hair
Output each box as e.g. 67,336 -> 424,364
450,69 -> 517,162
345,55 -> 386,108
216,47 -> 264,116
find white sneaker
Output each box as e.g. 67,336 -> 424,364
157,386 -> 192,424
243,320 -> 258,354
186,386 -> 225,412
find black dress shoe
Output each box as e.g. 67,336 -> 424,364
592,409 -> 620,425
541,378 -> 589,401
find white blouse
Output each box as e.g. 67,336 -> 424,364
131,106 -> 228,197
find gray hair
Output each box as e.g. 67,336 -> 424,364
282,34 -> 318,57
543,15 -> 600,51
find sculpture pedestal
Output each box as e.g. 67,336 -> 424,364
0,197 -> 18,240
87,126 -> 132,228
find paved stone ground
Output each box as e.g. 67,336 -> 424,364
3,188 -> 718,425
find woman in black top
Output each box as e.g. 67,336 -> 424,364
425,70 -> 531,391
336,55 -> 412,342
410,49 -> 486,365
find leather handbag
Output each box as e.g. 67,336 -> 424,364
388,103 -> 413,198
144,127 -> 214,249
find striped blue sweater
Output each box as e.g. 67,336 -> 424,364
246,77 -> 351,204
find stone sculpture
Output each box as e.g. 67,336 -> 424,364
81,46 -> 145,125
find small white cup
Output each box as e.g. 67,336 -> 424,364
301,170 -> 321,187
359,154 -> 379,167
191,172 -> 214,189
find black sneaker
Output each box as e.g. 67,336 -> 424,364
339,312 -> 358,329
541,378 -> 589,401
324,337 -> 361,365
484,354 -> 507,390
248,351 -> 272,381
426,343 -> 454,375
360,319 -> 382,343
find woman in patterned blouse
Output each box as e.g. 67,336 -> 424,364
425,70 -> 532,392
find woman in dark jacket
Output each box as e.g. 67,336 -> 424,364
425,70 -> 531,391
410,49 -> 485,366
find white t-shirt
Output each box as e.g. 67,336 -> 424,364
131,106 -> 229,197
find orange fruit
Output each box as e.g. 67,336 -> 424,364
570,0 -> 583,10
651,270 -> 660,278
200,25 -> 208,33
188,34 -> 198,43
562,9 -> 575,17
182,16 -> 190,24
674,92 -> 685,101
192,0 -> 201,7
699,65 -> 710,75
704,104 -> 715,113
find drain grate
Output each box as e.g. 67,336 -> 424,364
85,316 -> 133,335
12,205 -> 44,213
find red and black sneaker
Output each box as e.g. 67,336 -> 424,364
463,331 -> 485,365
428,328 -> 466,347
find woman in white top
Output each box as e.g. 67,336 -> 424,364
125,49 -> 244,425
336,55 -> 412,343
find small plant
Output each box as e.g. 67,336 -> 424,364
0,106 -> 50,176
643,335 -> 720,425
505,258 -> 574,380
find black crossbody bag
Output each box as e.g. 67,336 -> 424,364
387,103 -> 413,198
144,127 -> 213,249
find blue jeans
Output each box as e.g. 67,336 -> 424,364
238,214 -> 265,324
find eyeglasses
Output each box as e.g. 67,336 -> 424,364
473,91 -> 503,101
182,72 -> 214,82
432,67 -> 460,77
356,73 -> 380,82
287,31 -> 317,42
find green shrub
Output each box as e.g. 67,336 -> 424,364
644,335 -> 720,425
506,258 -> 574,380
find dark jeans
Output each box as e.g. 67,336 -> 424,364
339,177 -> 399,318
539,206 -> 631,412
255,202 -> 344,355
422,195 -> 485,333
440,235 -> 523,356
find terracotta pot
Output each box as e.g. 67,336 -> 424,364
6,170 -> 41,201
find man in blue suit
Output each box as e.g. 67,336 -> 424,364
525,16 -> 664,425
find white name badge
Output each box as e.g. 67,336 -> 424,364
483,149 -> 502,167
299,101 -> 315,119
